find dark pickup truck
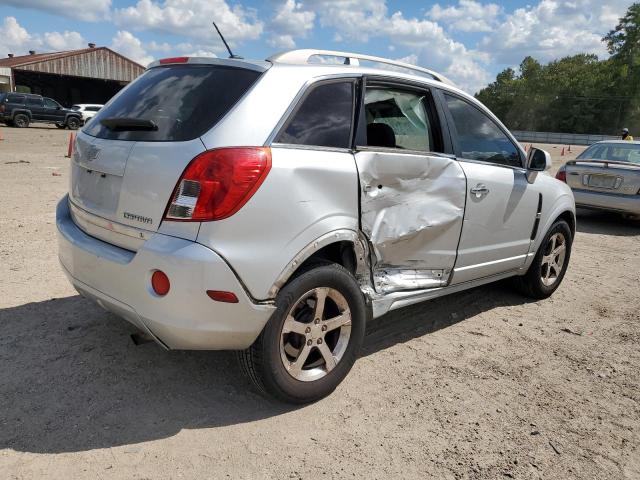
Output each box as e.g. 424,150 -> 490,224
0,92 -> 83,129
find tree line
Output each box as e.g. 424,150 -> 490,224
475,3 -> 640,135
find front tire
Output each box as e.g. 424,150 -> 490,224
514,219 -> 572,299
66,116 -> 80,130
239,263 -> 367,404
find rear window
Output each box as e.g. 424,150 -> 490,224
7,94 -> 25,104
577,143 -> 640,164
84,65 -> 261,142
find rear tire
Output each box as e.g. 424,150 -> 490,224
239,263 -> 367,404
13,114 -> 29,128
66,116 -> 80,130
513,220 -> 572,299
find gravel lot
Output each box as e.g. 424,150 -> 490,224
1,126 -> 639,479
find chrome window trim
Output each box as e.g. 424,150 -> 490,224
457,157 -> 527,173
271,142 -> 353,154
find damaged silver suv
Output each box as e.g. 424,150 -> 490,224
57,49 -> 575,403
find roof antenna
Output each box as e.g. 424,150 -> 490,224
212,21 -> 243,59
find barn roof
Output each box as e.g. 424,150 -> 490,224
0,47 -> 146,82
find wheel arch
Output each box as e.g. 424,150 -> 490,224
267,230 -> 370,298
555,209 -> 576,238
65,113 -> 82,123
12,109 -> 32,120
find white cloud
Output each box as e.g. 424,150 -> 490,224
42,31 -> 86,51
268,0 -> 316,48
0,0 -> 111,22
479,0 -> 633,65
114,0 -> 263,46
110,30 -> 154,66
1,17 -> 30,53
301,0 -> 491,93
0,17 -> 86,57
428,0 -> 501,33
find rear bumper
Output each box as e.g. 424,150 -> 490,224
56,195 -> 275,350
572,189 -> 640,215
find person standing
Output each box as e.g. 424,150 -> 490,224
622,128 -> 634,141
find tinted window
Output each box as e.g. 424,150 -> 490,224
26,97 -> 42,106
87,106 -> 101,112
363,87 -> 441,152
445,94 -> 521,167
71,105 -> 81,110
43,98 -> 59,108
84,65 -> 261,142
276,81 -> 354,148
7,94 -> 25,104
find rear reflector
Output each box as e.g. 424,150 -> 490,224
151,270 -> 170,296
206,290 -> 239,303
165,147 -> 271,222
159,57 -> 189,64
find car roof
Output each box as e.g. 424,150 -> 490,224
593,140 -> 640,145
148,51 -> 473,103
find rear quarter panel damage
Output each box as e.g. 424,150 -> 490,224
195,147 -> 360,300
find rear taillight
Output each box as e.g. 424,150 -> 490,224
0,104 -> 4,113
555,168 -> 567,183
164,147 -> 271,222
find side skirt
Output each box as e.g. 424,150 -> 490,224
370,267 -> 526,319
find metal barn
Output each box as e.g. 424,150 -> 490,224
0,44 -> 145,106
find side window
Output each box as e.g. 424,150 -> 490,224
445,94 -> 522,168
7,94 -> 25,104
43,98 -> 59,109
363,87 -> 442,152
276,81 -> 354,149
26,97 -> 42,106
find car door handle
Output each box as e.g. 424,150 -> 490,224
470,184 -> 490,197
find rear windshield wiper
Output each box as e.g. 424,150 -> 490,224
100,117 -> 158,131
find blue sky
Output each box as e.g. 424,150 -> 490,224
0,0 -> 634,93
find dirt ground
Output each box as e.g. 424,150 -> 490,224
1,126 -> 639,479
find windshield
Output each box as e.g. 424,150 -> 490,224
577,143 -> 640,164
83,64 -> 261,142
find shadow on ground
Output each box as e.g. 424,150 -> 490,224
0,283 -> 532,454
576,208 -> 640,236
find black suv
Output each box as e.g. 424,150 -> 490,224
0,93 -> 83,129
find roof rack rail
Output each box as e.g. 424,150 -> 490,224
267,49 -> 455,86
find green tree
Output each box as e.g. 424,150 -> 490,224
604,3 -> 640,130
476,2 -> 640,134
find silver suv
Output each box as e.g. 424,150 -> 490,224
56,49 -> 576,403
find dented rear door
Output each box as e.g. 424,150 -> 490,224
356,150 -> 466,293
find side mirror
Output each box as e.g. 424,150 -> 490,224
527,147 -> 552,171
525,147 -> 552,183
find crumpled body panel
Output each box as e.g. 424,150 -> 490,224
355,150 -> 466,293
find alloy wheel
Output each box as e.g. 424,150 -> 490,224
540,232 -> 566,286
280,287 -> 352,382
